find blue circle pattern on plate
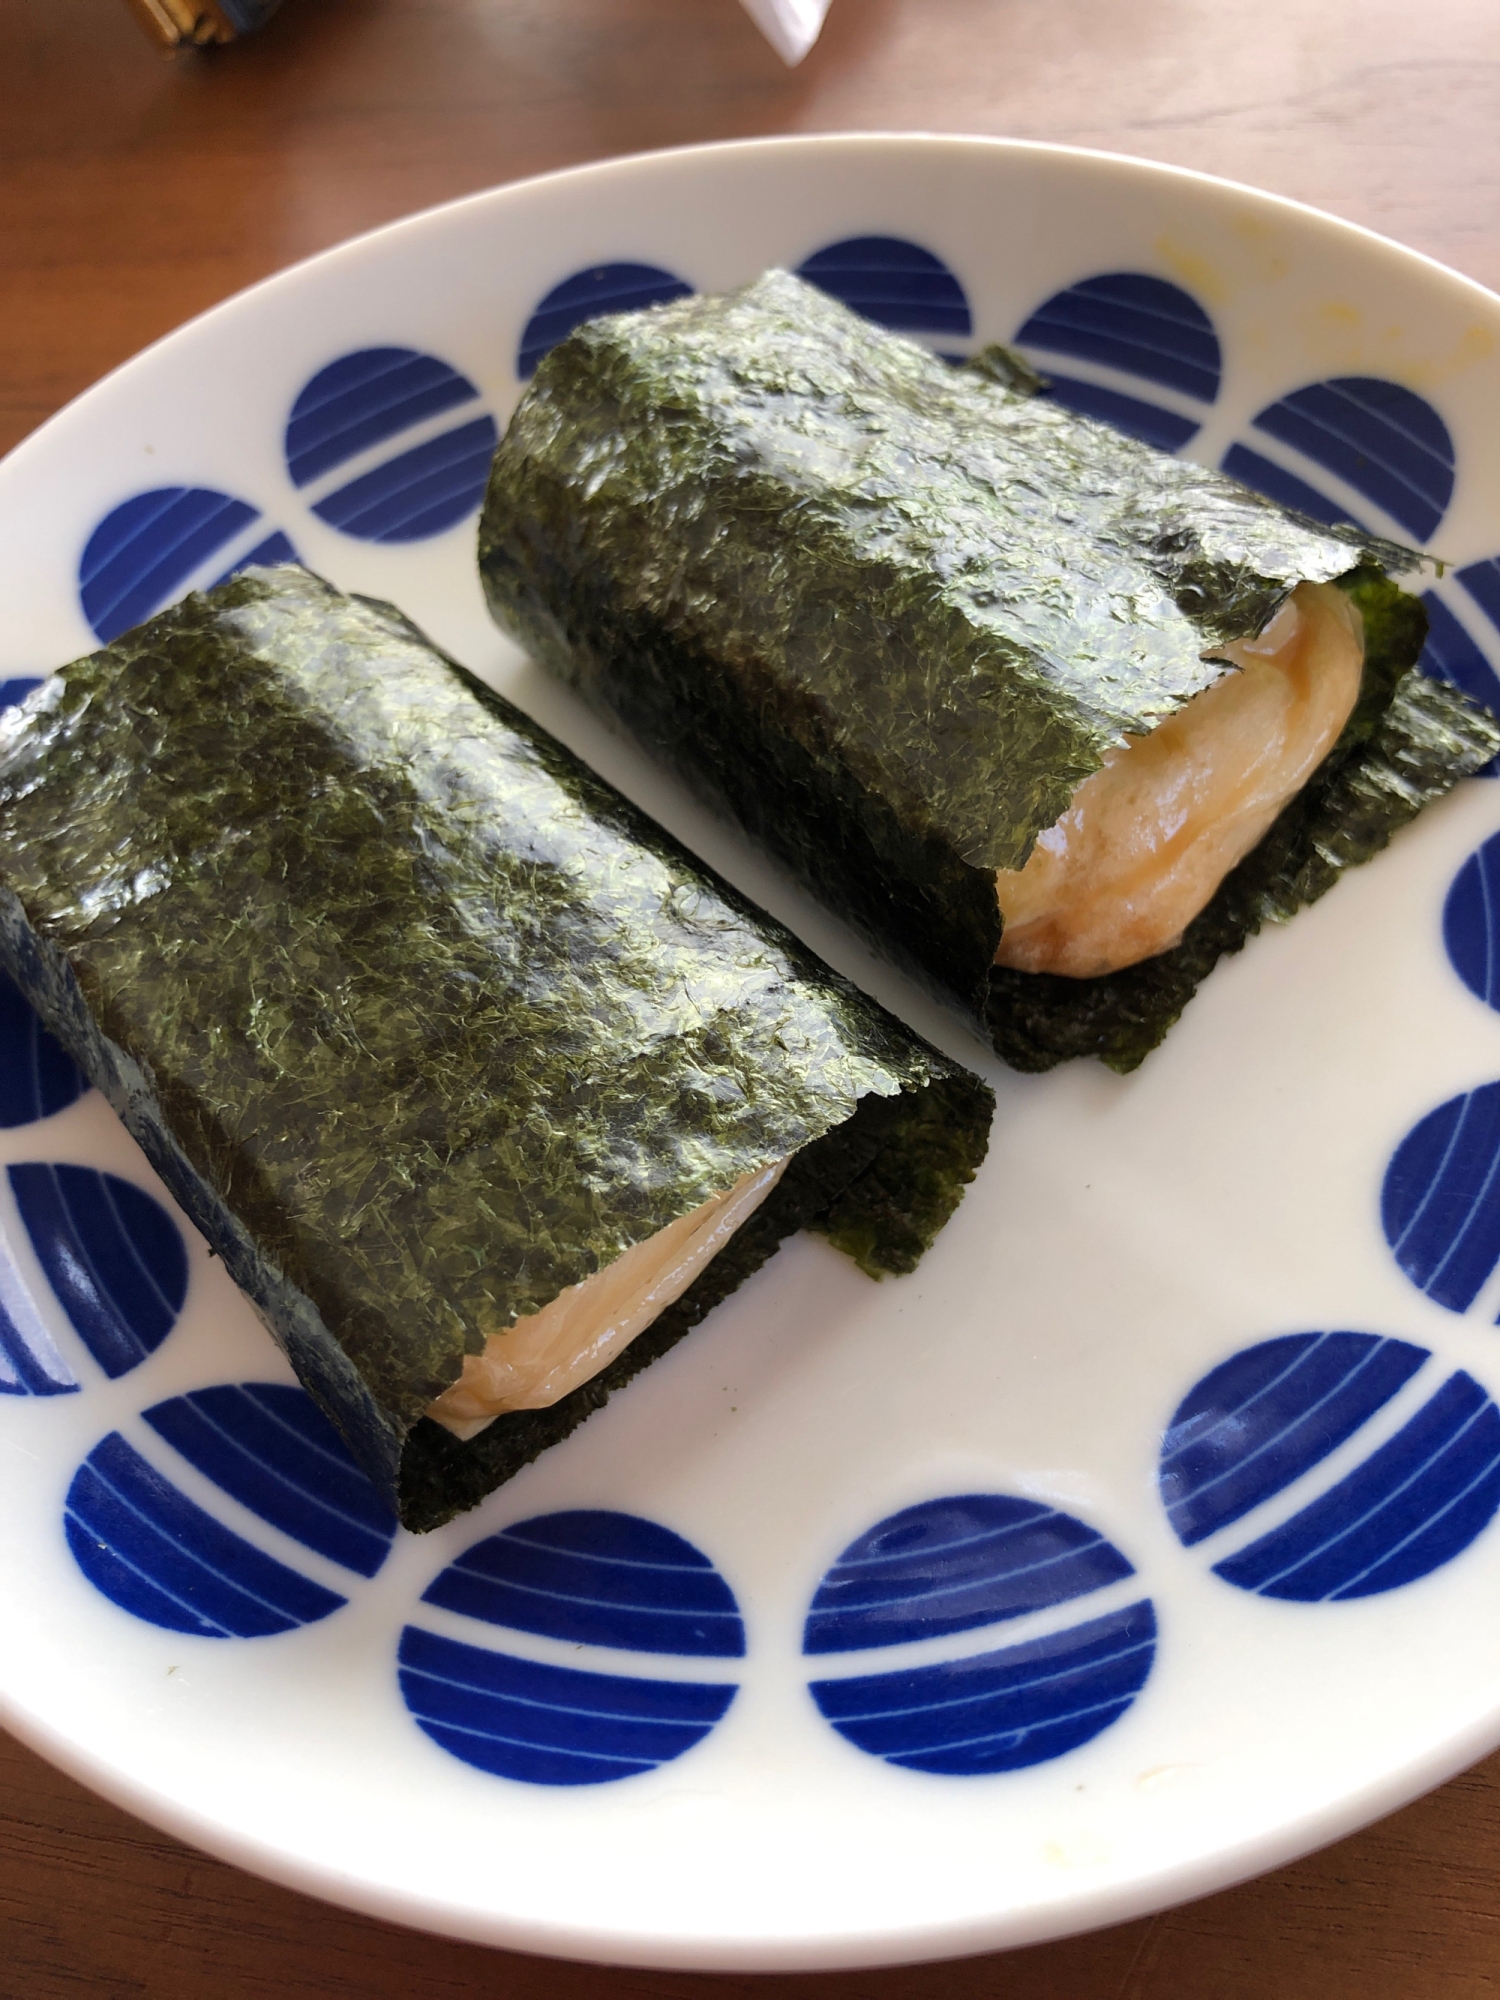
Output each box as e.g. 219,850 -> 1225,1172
399,1510 -> 743,1786
79,487 -> 300,644
1211,369 -> 1500,763
795,236 -> 972,344
1221,376 -> 1456,541
1160,1333 -> 1500,1598
1418,558 -> 1500,772
516,263 -> 695,379
0,972 -> 86,1131
65,1382 -> 397,1638
284,348 -> 499,543
1444,832 -> 1500,1014
1012,271 -> 1222,452
31,243 -> 1500,1759
0,1164 -> 186,1396
1383,1081 -> 1500,1314
803,1495 -> 1156,1777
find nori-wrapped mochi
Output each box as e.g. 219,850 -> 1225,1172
478,269 -> 1500,1072
0,565 -> 993,1531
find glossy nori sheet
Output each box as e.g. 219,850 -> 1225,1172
479,269 -> 1499,1069
0,566 -> 992,1529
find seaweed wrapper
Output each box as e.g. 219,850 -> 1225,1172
479,269 -> 1500,1071
0,566 -> 992,1529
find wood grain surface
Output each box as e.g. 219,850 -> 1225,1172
6,1 -> 1500,1992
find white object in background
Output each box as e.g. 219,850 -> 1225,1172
738,0 -> 831,64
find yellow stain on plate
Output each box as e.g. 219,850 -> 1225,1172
1442,323 -> 1499,381
1160,214 -> 1296,302
1152,236 -> 1230,311
1153,222 -> 1497,400
1292,301 -> 1497,388
1153,218 -> 1293,309
1227,213 -> 1293,283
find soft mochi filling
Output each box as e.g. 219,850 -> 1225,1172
426,1159 -> 789,1440
993,580 -> 1365,979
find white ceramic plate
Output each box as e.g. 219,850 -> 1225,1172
6,136 -> 1500,1973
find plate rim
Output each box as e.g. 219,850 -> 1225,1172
6,129 -> 1500,1972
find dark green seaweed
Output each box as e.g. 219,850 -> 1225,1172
0,566 -> 992,1528
479,269 -> 1500,1069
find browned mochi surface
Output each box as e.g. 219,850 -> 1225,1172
994,581 -> 1364,978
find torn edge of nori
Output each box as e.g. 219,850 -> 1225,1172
985,656 -> 1500,1074
398,1071 -> 982,1531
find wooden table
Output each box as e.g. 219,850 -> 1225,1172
6,1 -> 1500,1991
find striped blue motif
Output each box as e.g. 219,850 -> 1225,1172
398,1626 -> 736,1787
804,1496 -> 1152,1776
0,973 -> 86,1129
1457,556 -> 1500,632
0,1294 -> 76,1398
65,1429 -> 347,1638
1014,272 -> 1219,450
285,348 -> 483,487
1035,378 -> 1199,453
1242,377 -> 1455,542
1015,272 -> 1221,400
309,420 -> 498,543
1412,558 -> 1500,775
142,1384 -> 397,1578
796,236 -> 972,340
286,348 -> 498,543
1212,1371 -> 1500,1600
517,264 -> 694,379
421,1509 -> 745,1656
1219,443 -> 1361,529
78,488 -> 299,644
402,1511 -> 742,1786
9,1163 -> 186,1379
803,1494 -> 1134,1655
809,1600 -> 1156,1778
1445,837 -> 1500,1009
215,531 -> 299,583
0,888 -> 83,1391
1383,1083 -> 1500,1313
0,677 -> 41,711
1160,1333 -> 1429,1546
1163,1335 -> 1500,1601
1419,594 -> 1500,774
